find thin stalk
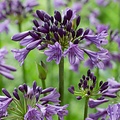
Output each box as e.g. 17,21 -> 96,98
59,57 -> 64,105
84,97 -> 89,120
41,80 -> 46,96
18,21 -> 27,83
47,0 -> 52,14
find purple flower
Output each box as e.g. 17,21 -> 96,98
53,0 -> 66,8
96,0 -> 110,6
0,47 -> 16,80
40,89 -> 60,103
89,98 -> 109,108
0,97 -> 12,118
64,42 -> 84,65
44,42 -> 62,64
11,48 -> 30,65
107,104 -> 120,120
24,106 -> 43,120
0,20 -> 9,33
84,49 -> 110,69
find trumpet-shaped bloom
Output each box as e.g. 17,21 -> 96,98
44,42 -> 62,64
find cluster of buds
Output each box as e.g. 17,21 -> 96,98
0,81 -> 68,119
12,8 -> 109,69
0,47 -> 16,80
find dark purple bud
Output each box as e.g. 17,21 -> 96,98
18,85 -> 24,92
80,79 -> 83,83
44,13 -> 51,21
87,69 -> 91,76
33,81 -> 37,92
83,29 -> 89,36
52,38 -> 56,43
100,85 -> 108,92
76,28 -> 83,37
26,40 -> 41,50
87,91 -> 91,95
29,31 -> 39,39
2,88 -> 11,98
90,73 -> 94,80
12,31 -> 29,41
100,82 -> 108,90
33,19 -> 39,27
66,22 -> 72,32
36,92 -> 40,102
82,75 -> 86,80
23,84 -> 28,93
86,77 -> 89,81
14,88 -> 18,92
46,34 -> 50,40
74,39 -> 79,44
66,9 -> 73,20
44,23 -> 49,31
54,32 -> 59,41
99,81 -> 103,86
36,10 -> 44,21
63,15 -> 67,25
58,28 -> 64,37
13,91 -> 20,100
68,86 -> 74,94
78,83 -> 82,88
90,86 -> 93,91
76,96 -> 82,100
51,16 -> 54,23
50,25 -> 57,32
55,20 -> 58,26
38,27 -> 49,33
42,87 -> 54,94
71,30 -> 75,38
54,11 -> 62,22
83,80 -> 87,89
93,76 -> 96,83
76,16 -> 81,27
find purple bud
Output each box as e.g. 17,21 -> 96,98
42,87 -> 54,94
87,69 -> 91,76
13,91 -> 20,100
51,16 -> 54,23
99,81 -> 103,86
54,32 -> 59,41
23,84 -> 28,93
66,9 -> 73,20
44,23 -> 49,31
33,19 -> 39,27
76,96 -> 82,100
26,40 -> 41,50
66,22 -> 72,32
71,30 -> 75,38
2,88 -> 11,98
54,11 -> 62,22
102,93 -> 117,98
36,10 -> 44,21
12,31 -> 29,41
38,27 -> 49,33
83,29 -> 89,36
18,85 -> 24,92
46,34 -> 50,40
33,81 -> 37,92
63,15 -> 67,25
58,28 -> 64,37
74,39 -> 79,44
29,31 -> 39,39
76,28 -> 83,37
68,86 -> 74,94
76,16 -> 81,27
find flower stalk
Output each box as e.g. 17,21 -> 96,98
84,97 -> 89,120
59,57 -> 64,105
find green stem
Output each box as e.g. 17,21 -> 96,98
47,0 -> 51,14
18,21 -> 27,83
59,57 -> 64,105
41,80 -> 46,96
84,97 -> 89,120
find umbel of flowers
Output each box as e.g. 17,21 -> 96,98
0,81 -> 68,120
12,8 -> 109,68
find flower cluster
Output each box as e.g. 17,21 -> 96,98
12,8 -> 109,69
0,81 -> 68,119
0,0 -> 39,33
0,47 -> 16,80
68,69 -> 118,100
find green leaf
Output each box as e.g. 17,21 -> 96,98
36,62 -> 47,80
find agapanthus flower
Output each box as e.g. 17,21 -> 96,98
0,81 -> 68,119
0,47 -> 16,80
95,0 -> 110,6
12,8 -> 109,69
